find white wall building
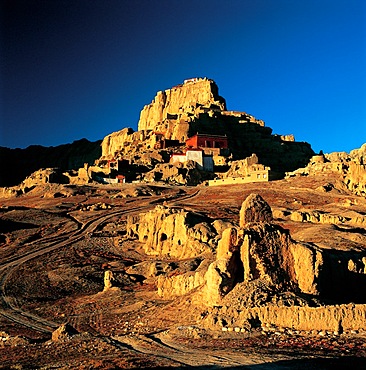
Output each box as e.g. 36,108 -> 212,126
171,149 -> 214,171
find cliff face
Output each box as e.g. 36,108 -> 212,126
138,77 -> 226,136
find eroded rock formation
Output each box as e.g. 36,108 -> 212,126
126,193 -> 338,307
126,205 -> 217,259
138,77 -> 226,137
287,143 -> 366,196
0,166 -> 105,198
103,270 -> 114,291
239,193 -> 273,226
204,194 -> 301,306
132,192 -> 366,317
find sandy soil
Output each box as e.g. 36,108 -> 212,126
1,178 -> 366,369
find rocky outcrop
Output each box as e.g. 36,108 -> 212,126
126,205 -> 217,259
101,127 -> 136,158
204,193 -> 366,309
138,78 -> 226,137
0,168 -> 70,198
131,194 -> 329,304
346,144 -> 366,196
0,166 -> 102,198
286,143 -> 366,196
203,194 -> 330,306
100,128 -> 168,160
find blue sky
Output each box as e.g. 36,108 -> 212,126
1,0 -> 365,154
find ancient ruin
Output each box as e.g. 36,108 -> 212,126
1,78 -> 366,368
287,143 -> 366,197
96,78 -> 314,184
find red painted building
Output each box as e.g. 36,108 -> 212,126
186,133 -> 228,149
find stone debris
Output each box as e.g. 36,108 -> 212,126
287,143 -> 366,197
52,323 -> 79,342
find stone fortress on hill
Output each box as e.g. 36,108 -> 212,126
0,77 -> 316,191
93,77 -> 315,185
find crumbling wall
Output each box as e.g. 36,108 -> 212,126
204,303 -> 366,332
202,193 -> 366,308
244,304 -> 366,332
126,205 -> 216,259
157,262 -> 209,298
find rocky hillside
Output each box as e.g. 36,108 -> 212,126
101,78 -> 314,174
286,143 -> 366,197
0,139 -> 102,187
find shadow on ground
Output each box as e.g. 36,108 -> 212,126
138,356 -> 366,369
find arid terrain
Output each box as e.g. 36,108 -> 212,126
1,78 -> 366,369
1,171 -> 366,369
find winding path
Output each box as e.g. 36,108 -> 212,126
112,332 -> 288,368
0,188 -> 200,334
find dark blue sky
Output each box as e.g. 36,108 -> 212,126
1,0 -> 365,153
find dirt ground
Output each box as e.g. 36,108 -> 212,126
1,177 -> 366,369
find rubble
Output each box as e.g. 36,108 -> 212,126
51,323 -> 79,342
286,143 -> 366,196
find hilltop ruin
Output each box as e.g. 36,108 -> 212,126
0,78 -> 315,190
3,78 -> 366,200
98,78 -> 314,183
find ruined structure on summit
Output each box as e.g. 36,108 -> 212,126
138,77 -> 227,140
97,77 -> 314,183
